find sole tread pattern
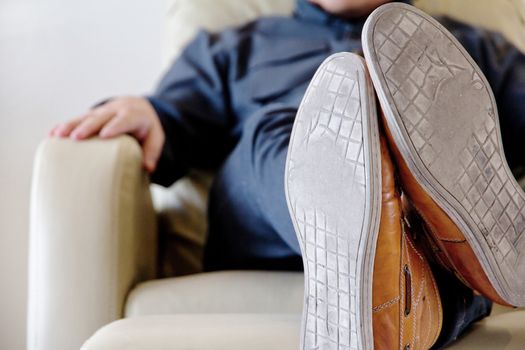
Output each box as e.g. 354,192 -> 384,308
286,53 -> 380,349
364,3 -> 525,305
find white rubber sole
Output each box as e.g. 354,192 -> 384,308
285,53 -> 381,349
363,3 -> 525,306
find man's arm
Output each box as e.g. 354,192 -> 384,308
147,30 -> 236,187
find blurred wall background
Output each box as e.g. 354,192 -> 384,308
0,1 -> 165,348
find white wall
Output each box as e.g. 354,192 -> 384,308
0,1 -> 165,348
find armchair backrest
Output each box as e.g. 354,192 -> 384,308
415,0 -> 525,53
163,0 -> 295,68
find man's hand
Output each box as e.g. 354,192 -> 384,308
49,96 -> 165,173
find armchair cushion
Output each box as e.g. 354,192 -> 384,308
82,308 -> 525,350
82,314 -> 301,350
124,271 -> 304,317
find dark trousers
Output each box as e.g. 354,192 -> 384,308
202,105 -> 492,347
204,105 -> 302,271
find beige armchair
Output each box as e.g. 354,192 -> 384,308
28,1 -> 525,349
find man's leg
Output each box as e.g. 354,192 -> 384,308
206,53 -> 440,349
204,48 -> 494,348
431,264 -> 493,350
204,105 -> 303,271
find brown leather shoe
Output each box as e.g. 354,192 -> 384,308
373,135 -> 442,350
286,52 -> 441,349
363,3 -> 525,306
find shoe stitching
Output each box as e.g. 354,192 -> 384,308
405,227 -> 426,263
373,296 -> 401,313
420,264 -> 434,350
414,269 -> 428,348
422,286 -> 433,349
407,235 -> 426,349
425,256 -> 443,346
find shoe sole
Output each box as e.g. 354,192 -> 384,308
285,53 -> 381,349
363,3 -> 525,306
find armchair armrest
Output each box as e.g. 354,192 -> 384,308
28,136 -> 157,350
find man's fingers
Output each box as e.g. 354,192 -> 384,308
52,116 -> 85,137
99,112 -> 162,173
49,98 -> 162,173
99,113 -> 144,139
141,125 -> 165,173
48,125 -> 59,137
70,108 -> 115,140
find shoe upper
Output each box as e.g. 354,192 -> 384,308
372,136 -> 442,350
382,120 -> 510,307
